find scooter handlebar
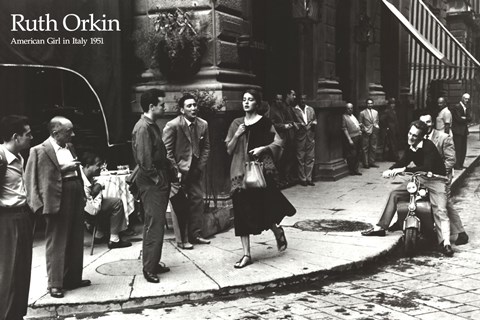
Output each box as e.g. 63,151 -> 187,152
397,171 -> 448,181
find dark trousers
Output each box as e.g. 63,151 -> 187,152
183,167 -> 205,241
362,132 -> 378,166
278,136 -> 296,182
344,135 -> 362,174
44,179 -> 85,289
453,134 -> 467,168
137,171 -> 170,274
0,206 -> 33,320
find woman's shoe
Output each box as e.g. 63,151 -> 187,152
234,255 -> 252,269
275,226 -> 288,252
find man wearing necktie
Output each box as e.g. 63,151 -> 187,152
163,93 -> 211,249
26,116 -> 90,298
358,98 -> 380,168
451,93 -> 472,170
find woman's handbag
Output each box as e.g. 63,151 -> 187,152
242,129 -> 267,189
243,160 -> 267,189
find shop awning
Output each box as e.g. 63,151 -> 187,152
382,0 -> 480,108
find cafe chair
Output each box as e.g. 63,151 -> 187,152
89,215 -> 102,256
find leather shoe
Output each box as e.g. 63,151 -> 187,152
369,164 -> 379,168
191,237 -> 211,245
108,239 -> 132,249
355,172 -> 363,175
300,181 -> 308,186
143,270 -> 159,283
441,244 -> 454,257
361,228 -> 386,236
455,232 -> 469,245
177,242 -> 194,250
64,279 -> 91,290
363,165 -> 370,169
49,287 -> 64,298
155,263 -> 171,274
307,181 -> 315,186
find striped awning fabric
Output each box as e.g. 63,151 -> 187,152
383,0 -> 480,109
470,0 -> 480,15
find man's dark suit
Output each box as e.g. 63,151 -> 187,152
25,139 -> 85,289
451,103 -> 471,168
163,115 -> 210,242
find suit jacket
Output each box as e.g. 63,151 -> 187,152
451,103 -> 471,136
358,108 -> 379,135
163,115 -> 210,177
428,129 -> 456,170
25,139 -> 80,215
293,105 -> 316,142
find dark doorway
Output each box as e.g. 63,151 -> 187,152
251,0 -> 298,101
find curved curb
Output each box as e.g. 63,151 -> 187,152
27,236 -> 403,319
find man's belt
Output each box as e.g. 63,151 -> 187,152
0,205 -> 28,214
62,169 -> 80,182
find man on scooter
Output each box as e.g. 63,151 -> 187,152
362,120 -> 454,257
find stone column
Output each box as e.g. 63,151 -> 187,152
131,0 -> 261,236
311,0 -> 349,180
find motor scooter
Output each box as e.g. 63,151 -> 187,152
395,171 -> 447,257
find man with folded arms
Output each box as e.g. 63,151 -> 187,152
163,93 -> 211,249
80,151 -> 132,249
26,116 -> 90,298
362,120 -> 454,257
451,93 -> 472,169
0,115 -> 34,319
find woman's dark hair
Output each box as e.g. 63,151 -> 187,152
244,88 -> 262,105
0,115 -> 29,142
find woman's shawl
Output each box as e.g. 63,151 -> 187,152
225,116 -> 283,192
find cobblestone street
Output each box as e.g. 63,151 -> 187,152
64,156 -> 480,319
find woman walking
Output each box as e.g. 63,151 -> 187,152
225,89 -> 296,268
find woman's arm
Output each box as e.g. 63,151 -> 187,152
226,123 -> 246,155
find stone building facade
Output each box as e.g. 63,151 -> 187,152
131,0 -> 414,197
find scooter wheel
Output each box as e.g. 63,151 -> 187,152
404,227 -> 417,257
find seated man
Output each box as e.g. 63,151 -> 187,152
361,120 -> 454,257
80,152 -> 131,249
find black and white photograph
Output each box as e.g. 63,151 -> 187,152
1,0 -> 480,319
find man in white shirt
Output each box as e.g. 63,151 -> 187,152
80,152 -> 131,249
26,116 -> 90,298
341,103 -> 362,175
293,94 -> 317,186
0,115 -> 33,320
436,97 -> 452,135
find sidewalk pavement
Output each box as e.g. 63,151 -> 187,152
26,126 -> 480,319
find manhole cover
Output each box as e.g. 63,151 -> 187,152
96,259 -> 143,276
293,219 -> 372,232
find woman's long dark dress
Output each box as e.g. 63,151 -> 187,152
231,117 -> 296,236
